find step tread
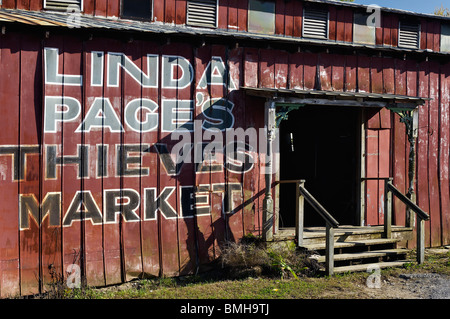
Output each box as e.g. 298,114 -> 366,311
300,238 -> 400,251
313,249 -> 408,263
332,260 -> 412,273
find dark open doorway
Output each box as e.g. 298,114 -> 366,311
278,105 -> 360,228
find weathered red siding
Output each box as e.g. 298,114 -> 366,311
0,0 -> 449,297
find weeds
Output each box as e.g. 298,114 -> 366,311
220,235 -> 320,279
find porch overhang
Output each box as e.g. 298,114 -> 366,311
241,87 -> 430,110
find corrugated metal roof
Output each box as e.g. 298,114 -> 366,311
241,87 -> 430,107
0,8 -> 448,57
305,0 -> 450,22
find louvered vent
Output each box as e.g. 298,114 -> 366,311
398,21 -> 420,49
303,8 -> 328,39
44,0 -> 82,11
187,0 -> 217,28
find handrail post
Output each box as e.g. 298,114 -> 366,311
296,181 -> 305,246
417,217 -> 425,264
325,222 -> 334,276
384,178 -> 393,239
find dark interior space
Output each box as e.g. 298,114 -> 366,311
278,105 -> 359,228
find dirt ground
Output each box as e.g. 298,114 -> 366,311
322,247 -> 450,299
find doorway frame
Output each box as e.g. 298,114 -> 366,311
274,103 -> 366,232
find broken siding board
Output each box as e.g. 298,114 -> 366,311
0,32 -> 21,297
18,34 -> 42,296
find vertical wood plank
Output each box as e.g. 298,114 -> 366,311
82,39 -> 107,287
61,36 -> 84,291
165,0 -> 176,24
121,40 -> 144,281
244,47 -> 259,88
417,60 -> 430,247
140,40 -> 161,277
303,52 -> 317,90
428,61 -> 441,247
345,55 -> 357,92
288,51 -> 304,90
0,32 -> 21,297
18,34 -> 42,296
275,0 -> 285,35
366,129 -> 379,225
107,0 -> 120,18
102,39 -> 124,285
41,35 -> 64,292
218,0 -> 229,30
440,63 -> 450,245
292,0 -> 303,38
176,0 -> 187,25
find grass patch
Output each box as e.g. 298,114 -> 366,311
37,243 -> 450,299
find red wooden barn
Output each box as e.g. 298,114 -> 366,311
0,0 -> 449,296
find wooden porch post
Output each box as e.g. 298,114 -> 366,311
262,100 -> 276,242
296,181 -> 305,246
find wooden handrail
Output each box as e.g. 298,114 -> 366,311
384,179 -> 429,264
276,179 -> 339,276
386,182 -> 429,221
298,186 -> 340,228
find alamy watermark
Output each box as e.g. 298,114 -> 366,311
169,120 -> 280,175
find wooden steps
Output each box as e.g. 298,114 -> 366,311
272,226 -> 414,274
332,260 -> 412,274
